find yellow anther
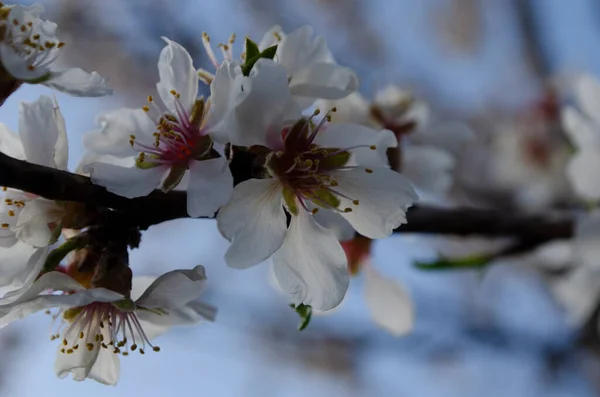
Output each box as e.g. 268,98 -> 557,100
122,352 -> 129,356
365,168 -> 373,173
202,32 -> 210,42
27,21 -> 32,27
32,34 -> 40,40
344,208 -> 353,213
139,349 -> 145,355
57,42 -> 65,48
66,349 -> 74,354
330,180 -> 338,187
369,145 -> 377,150
50,335 -> 56,341
1,187 -> 6,191
153,346 -> 160,352
2,224 -> 9,229
62,339 -> 68,346
100,334 -> 104,342
12,18 -> 18,25
79,332 -> 84,339
273,31 -> 282,42
27,65 -> 35,71
313,108 -> 321,116
86,343 -> 94,351
170,89 -> 178,96
229,33 -> 236,44
331,107 -> 337,112
326,115 -> 332,122
101,343 -> 108,349
95,334 -> 101,342
142,106 -> 150,112
60,348 -> 65,354
100,321 -> 104,328
352,200 -> 359,205
73,344 -> 79,350
311,208 -> 319,215
131,344 -> 137,351
19,24 -> 25,32
147,95 -> 153,103
113,348 -> 121,354
7,210 -> 14,217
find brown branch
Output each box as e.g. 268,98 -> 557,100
0,151 -> 574,243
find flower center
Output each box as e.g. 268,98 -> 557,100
130,92 -> 212,169
0,5 -> 64,74
49,300 -> 160,356
267,109 -> 375,215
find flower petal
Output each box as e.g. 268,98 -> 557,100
0,243 -> 47,299
19,95 -> 59,168
136,265 -> 207,310
0,43 -> 49,80
574,211 -> 600,271
566,150 -> 600,200
205,61 -> 242,143
561,106 -> 600,150
402,145 -> 455,197
273,209 -> 349,310
331,167 -> 418,238
314,123 -> 397,167
187,158 -> 233,217
218,59 -> 301,148
364,266 -> 413,336
52,99 -> 69,170
0,272 -> 122,327
312,209 -> 355,242
277,26 -> 334,76
84,162 -> 167,199
0,124 -> 24,160
14,198 -> 62,247
317,92 -> 372,125
258,25 -> 284,50
217,179 -> 287,269
574,74 -> 600,127
83,108 -> 156,157
156,37 -> 198,112
45,68 -> 112,97
289,62 -> 359,102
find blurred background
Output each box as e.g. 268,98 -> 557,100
1,0 -> 600,395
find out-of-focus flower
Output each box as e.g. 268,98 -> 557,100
0,3 -> 111,97
217,74 -> 417,310
561,73 -> 600,201
0,242 -> 47,299
83,38 -> 234,217
0,95 -> 67,247
0,265 -> 215,385
198,25 -> 358,110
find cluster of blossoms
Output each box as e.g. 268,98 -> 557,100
0,4 -> 422,385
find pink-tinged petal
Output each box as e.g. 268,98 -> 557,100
289,62 -> 358,101
566,151 -> 600,200
314,123 -> 397,167
217,178 -> 286,269
331,167 -> 418,239
19,96 -> 59,168
157,37 -> 198,112
364,266 -> 413,336
273,209 -> 349,310
561,106 -> 600,150
136,265 -> 207,310
187,158 -> 233,217
402,145 -> 455,197
46,69 -> 112,97
83,108 -> 156,157
84,162 -> 168,199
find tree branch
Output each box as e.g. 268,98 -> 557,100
0,151 -> 574,243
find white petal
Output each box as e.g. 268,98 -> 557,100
289,62 -> 358,101
402,145 -> 455,196
19,96 -> 59,168
331,167 -> 418,238
566,150 -> 600,200
314,123 -> 397,167
258,25 -> 284,50
0,272 -> 122,327
45,68 -> 112,97
14,199 -> 62,247
156,37 -> 198,112
277,26 -> 334,76
316,92 -> 372,125
561,106 -> 600,150
549,266 -> 600,326
533,240 -> 574,271
574,74 -> 600,127
84,162 -> 167,198
364,266 -> 413,336
0,243 -> 47,299
186,158 -> 233,217
312,209 -> 355,242
205,61 -> 242,143
0,43 -> 49,80
136,265 -> 207,310
0,124 -> 24,159
273,210 -> 349,310
217,178 -> 287,269
218,59 -> 301,148
52,99 -> 69,170
83,108 -> 156,157
76,152 -> 135,175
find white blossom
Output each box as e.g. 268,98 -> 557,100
0,265 -> 215,385
83,38 -> 234,217
0,95 -> 67,247
0,3 -> 111,96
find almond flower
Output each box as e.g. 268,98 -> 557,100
561,73 -> 600,201
0,3 -> 111,97
216,63 -> 418,310
0,95 -> 67,248
198,25 -> 358,110
0,265 -> 215,385
83,38 -> 235,217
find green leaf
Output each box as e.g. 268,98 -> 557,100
245,38 -> 260,61
290,303 -> 313,331
414,255 -> 489,271
241,44 -> 278,76
43,235 -> 89,273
